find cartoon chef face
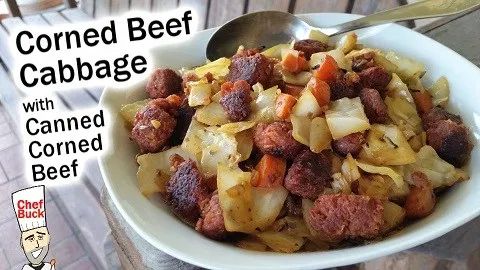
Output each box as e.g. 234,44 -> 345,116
21,226 -> 51,265
12,185 -> 54,268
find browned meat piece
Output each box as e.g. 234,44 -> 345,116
359,88 -> 388,123
352,51 -> 376,72
166,159 -> 210,224
254,121 -> 305,160
195,193 -> 227,240
284,150 -> 332,200
284,194 -> 303,217
219,80 -> 252,121
421,106 -> 462,130
232,47 -> 262,58
228,53 -> 274,86
405,172 -> 436,218
332,133 -> 365,157
329,71 -> 360,100
421,107 -> 472,167
146,68 -> 182,98
426,120 -> 472,167
308,194 -> 384,240
358,66 -> 391,93
293,39 -> 329,59
131,98 -> 178,153
170,97 -> 195,146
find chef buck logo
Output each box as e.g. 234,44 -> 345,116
12,186 -> 57,270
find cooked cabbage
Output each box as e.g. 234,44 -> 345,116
428,76 -> 449,107
359,124 -> 416,166
181,119 -> 207,159
331,172 -> 352,194
236,130 -> 253,161
195,102 -> 230,126
236,237 -> 268,251
291,115 -> 311,146
384,51 -> 426,80
386,73 -> 414,103
356,160 -> 405,188
341,154 -> 361,183
251,186 -> 288,230
325,97 -> 370,139
250,85 -> 281,123
137,146 -> 196,196
272,216 -> 311,238
217,121 -> 255,134
194,57 -> 231,79
358,175 -> 392,200
408,145 -> 468,188
282,71 -> 312,86
309,117 -> 332,153
262,43 -> 290,59
336,33 -> 357,54
256,231 -> 305,253
382,201 -> 405,232
200,128 -> 240,177
119,99 -> 149,127
385,96 -> 422,139
308,29 -> 329,44
292,88 -> 322,118
188,81 -> 212,107
217,164 -> 255,233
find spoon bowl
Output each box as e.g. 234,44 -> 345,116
206,11 -> 310,60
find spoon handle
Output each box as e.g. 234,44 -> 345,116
318,0 -> 480,36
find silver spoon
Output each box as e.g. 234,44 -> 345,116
206,0 -> 480,60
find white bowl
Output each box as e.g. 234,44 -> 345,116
99,13 -> 480,270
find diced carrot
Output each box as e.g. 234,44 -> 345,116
252,154 -> 287,188
283,84 -> 304,97
308,77 -> 330,107
220,81 -> 234,96
275,93 -> 297,119
313,55 -> 338,82
282,52 -> 309,73
413,91 -> 433,114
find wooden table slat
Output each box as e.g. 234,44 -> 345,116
294,0 -> 351,14
129,0 -> 151,12
95,0 -> 112,17
247,0 -> 290,13
0,25 -> 13,69
61,7 -> 92,20
207,0 -> 245,28
109,0 -> 130,16
178,0 -> 209,30
150,0 -> 177,13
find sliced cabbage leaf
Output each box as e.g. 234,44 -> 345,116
256,231 -> 305,253
384,51 -> 426,81
250,85 -> 281,123
386,73 -> 414,103
194,57 -> 231,79
236,130 -> 253,161
262,43 -> 291,59
291,115 -> 311,146
308,29 -> 329,44
408,145 -> 468,188
217,164 -> 255,233
325,97 -> 370,139
137,146 -> 196,196
356,160 -> 405,188
428,76 -> 449,107
336,33 -> 357,54
292,88 -> 322,118
385,96 -> 422,139
360,124 -> 416,166
309,117 -> 332,153
251,186 -> 289,230
200,128 -> 240,177
217,121 -> 255,134
195,102 -> 230,126
282,71 -> 312,86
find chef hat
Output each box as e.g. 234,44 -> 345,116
12,186 -> 47,232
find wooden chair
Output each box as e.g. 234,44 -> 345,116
3,0 -> 77,17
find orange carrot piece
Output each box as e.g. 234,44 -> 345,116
252,154 -> 287,188
275,93 -> 297,119
282,52 -> 309,73
413,91 -> 433,114
308,77 -> 331,107
313,55 -> 338,82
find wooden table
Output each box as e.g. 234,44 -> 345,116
1,3 -> 480,270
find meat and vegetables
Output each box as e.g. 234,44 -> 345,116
119,30 -> 473,253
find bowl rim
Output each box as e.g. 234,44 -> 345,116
98,12 -> 480,270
